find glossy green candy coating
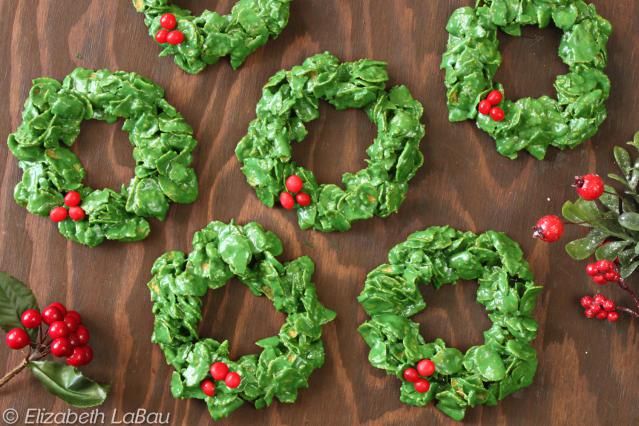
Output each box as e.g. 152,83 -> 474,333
357,226 -> 542,421
236,52 -> 426,232
148,221 -> 336,420
7,68 -> 199,247
133,0 -> 292,74
441,0 -> 611,159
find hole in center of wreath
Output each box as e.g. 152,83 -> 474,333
412,281 -> 491,352
292,102 -> 376,184
494,26 -> 567,100
173,0 -> 234,17
199,278 -> 286,358
71,120 -> 135,191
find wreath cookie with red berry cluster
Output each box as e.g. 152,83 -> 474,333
147,221 -> 336,420
7,68 -> 199,247
357,226 -> 542,421
236,52 -> 425,232
133,0 -> 292,74
441,0 -> 611,159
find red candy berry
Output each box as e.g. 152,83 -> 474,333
595,259 -> 613,273
225,372 -> 241,389
51,337 -> 72,357
295,192 -> 311,207
279,192 -> 295,210
166,30 -> 184,45
417,359 -> 436,377
210,362 -> 229,381
48,302 -> 67,316
596,311 -> 608,320
75,325 -> 90,345
585,263 -> 598,276
67,333 -> 81,348
69,206 -> 86,222
20,309 -> 41,329
478,100 -> 492,115
602,299 -> 616,311
155,29 -> 169,44
403,367 -> 419,383
160,13 -> 177,30
574,174 -> 604,201
200,379 -> 216,397
489,107 -> 505,122
532,215 -> 564,243
5,328 -> 29,350
64,314 -> 80,333
81,345 -> 94,364
65,310 -> 81,324
414,379 -> 430,394
486,90 -> 503,105
580,296 -> 593,308
285,175 -> 304,193
592,275 -> 607,285
64,191 -> 81,207
607,311 -> 619,322
42,306 -> 64,325
584,308 -> 596,319
49,207 -> 68,223
48,321 -> 69,339
593,294 -> 606,304
604,271 -> 619,282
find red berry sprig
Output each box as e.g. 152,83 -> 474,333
532,214 -> 564,243
585,260 -> 620,285
198,361 -> 242,398
49,191 -> 86,223
279,175 -> 312,210
580,294 -> 620,322
155,13 -> 184,46
402,358 -> 436,394
477,89 -> 505,122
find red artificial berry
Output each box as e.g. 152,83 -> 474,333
532,215 -> 564,243
416,359 -> 436,377
604,271 -> 619,282
585,263 -> 598,277
64,314 -> 80,333
279,192 -> 295,210
414,379 -> 430,394
5,328 -> 29,350
166,30 -> 184,45
51,337 -> 72,357
64,191 -> 81,207
486,90 -> 503,106
592,275 -> 607,285
295,192 -> 311,207
75,325 -> 90,345
66,347 -> 85,366
285,175 -> 304,193
65,310 -> 81,324
403,367 -> 419,383
593,294 -> 606,304
596,311 -> 608,320
47,302 -> 67,316
49,207 -> 68,223
160,13 -> 177,30
595,259 -> 613,273
69,206 -> 86,221
67,333 -> 81,348
579,296 -> 593,308
574,174 -> 604,201
584,308 -> 596,319
224,372 -> 241,389
155,29 -> 169,44
20,309 -> 41,329
81,345 -> 94,365
607,311 -> 620,322
42,306 -> 64,325
48,321 -> 69,339
589,303 -> 602,314
200,379 -> 216,397
210,362 -> 229,381
602,299 -> 616,312
489,106 -> 505,122
478,100 -> 492,115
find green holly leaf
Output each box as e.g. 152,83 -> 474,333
28,361 -> 109,408
0,272 -> 38,339
618,212 -> 639,231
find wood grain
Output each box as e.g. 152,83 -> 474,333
1,1 -> 638,425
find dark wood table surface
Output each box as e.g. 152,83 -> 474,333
1,1 -> 637,425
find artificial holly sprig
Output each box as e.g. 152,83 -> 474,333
532,131 -> 639,323
0,272 -> 109,407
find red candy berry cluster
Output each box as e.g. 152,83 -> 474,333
477,90 -> 505,122
155,13 -> 184,45
199,361 -> 241,397
402,359 -> 436,393
580,294 -> 619,322
5,302 -> 93,366
279,175 -> 312,210
49,191 -> 86,223
586,259 -> 620,285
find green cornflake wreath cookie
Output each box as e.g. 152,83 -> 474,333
357,226 -> 542,421
7,68 -> 199,247
133,0 -> 292,74
236,52 -> 425,232
148,221 -> 336,420
441,0 -> 611,160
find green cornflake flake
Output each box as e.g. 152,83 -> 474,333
7,68 -> 199,247
357,226 -> 542,421
133,0 -> 292,74
441,0 -> 611,160
148,221 -> 335,420
236,52 -> 426,232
